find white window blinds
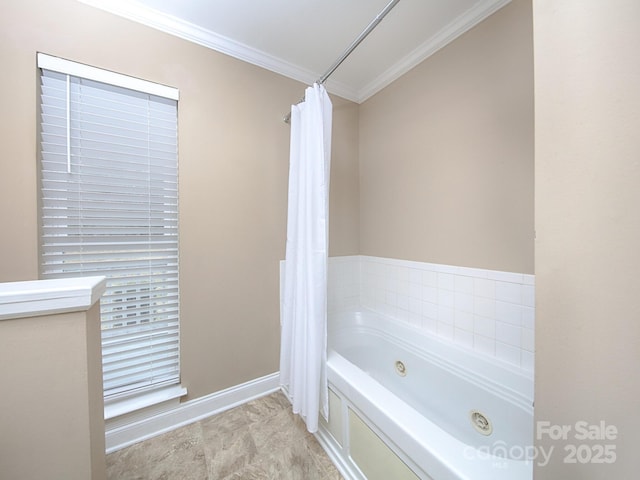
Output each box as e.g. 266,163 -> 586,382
38,54 -> 180,399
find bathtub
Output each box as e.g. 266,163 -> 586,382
316,309 -> 534,480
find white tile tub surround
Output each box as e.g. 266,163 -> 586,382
325,256 -> 535,373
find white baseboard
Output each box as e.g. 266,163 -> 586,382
105,372 -> 280,453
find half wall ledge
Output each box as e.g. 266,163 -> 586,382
0,275 -> 108,480
0,275 -> 107,320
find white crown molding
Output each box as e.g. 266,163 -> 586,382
322,78 -> 361,104
356,0 -> 513,103
78,0 -> 361,102
79,0 -> 510,105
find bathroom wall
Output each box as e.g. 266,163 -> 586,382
358,0 -> 534,274
534,0 -> 640,478
0,0 -> 359,401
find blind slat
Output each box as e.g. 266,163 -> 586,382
103,352 -> 180,378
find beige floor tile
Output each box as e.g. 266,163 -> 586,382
107,392 -> 344,480
107,422 -> 208,480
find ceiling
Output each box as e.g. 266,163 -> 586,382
78,0 -> 511,103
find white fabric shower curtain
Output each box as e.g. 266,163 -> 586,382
280,83 -> 332,433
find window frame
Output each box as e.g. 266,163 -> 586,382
37,53 -> 184,414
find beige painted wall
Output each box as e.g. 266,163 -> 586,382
0,305 -> 106,480
359,0 -> 534,274
533,1 -> 640,478
0,0 -> 359,400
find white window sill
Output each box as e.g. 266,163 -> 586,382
104,385 -> 187,420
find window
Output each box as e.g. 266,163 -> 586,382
38,54 -> 181,403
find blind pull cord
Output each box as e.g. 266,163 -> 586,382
66,74 -> 71,174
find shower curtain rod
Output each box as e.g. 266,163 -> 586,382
283,0 -> 401,123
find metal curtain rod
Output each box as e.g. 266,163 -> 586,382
283,0 -> 401,123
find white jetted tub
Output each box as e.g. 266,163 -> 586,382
316,309 -> 534,480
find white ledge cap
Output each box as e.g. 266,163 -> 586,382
0,276 -> 107,321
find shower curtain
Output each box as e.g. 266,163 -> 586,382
280,83 -> 332,433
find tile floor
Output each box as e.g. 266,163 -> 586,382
106,391 -> 344,480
